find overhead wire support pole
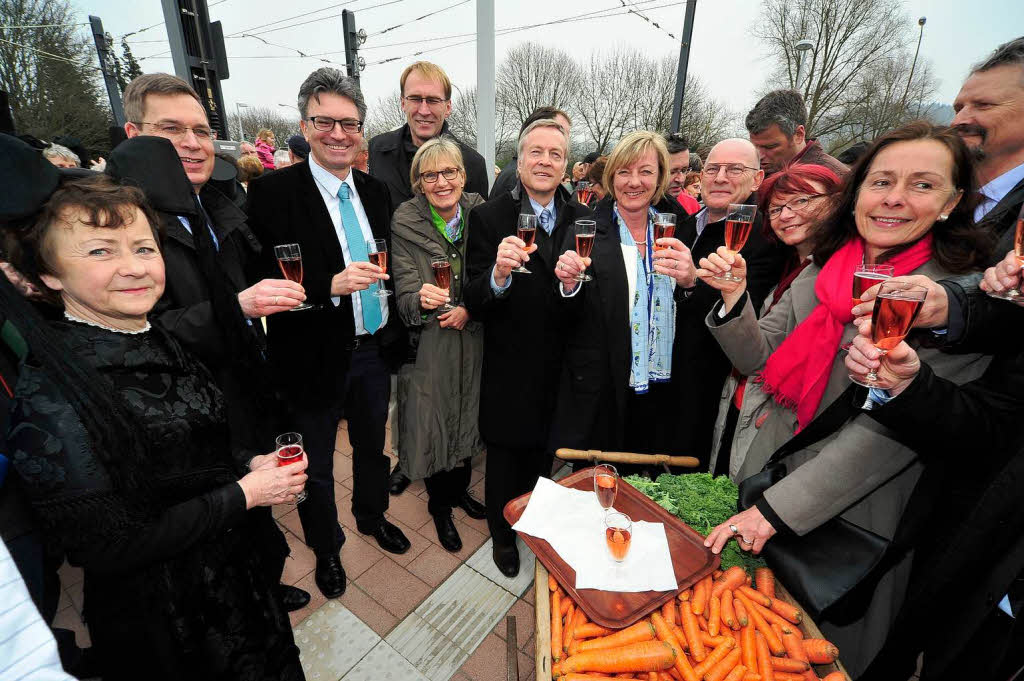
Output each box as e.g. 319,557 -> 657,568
341,10 -> 366,83
669,0 -> 696,134
89,15 -> 126,126
476,0 -> 495,191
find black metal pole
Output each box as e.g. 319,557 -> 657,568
670,0 -> 697,134
88,16 -> 126,127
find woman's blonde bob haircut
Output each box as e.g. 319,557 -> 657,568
602,131 -> 671,206
410,137 -> 465,195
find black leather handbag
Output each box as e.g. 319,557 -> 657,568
737,385 -> 890,619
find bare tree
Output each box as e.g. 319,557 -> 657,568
496,42 -> 580,126
575,47 -> 646,153
363,91 -> 405,141
226,106 -> 299,145
675,77 -> 738,151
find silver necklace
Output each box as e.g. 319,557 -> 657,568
63,311 -> 151,335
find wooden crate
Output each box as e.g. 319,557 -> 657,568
534,561 -> 851,681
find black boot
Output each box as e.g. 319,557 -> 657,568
388,464 -> 411,495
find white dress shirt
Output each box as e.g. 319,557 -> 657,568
975,160 -> 1024,223
308,155 -> 388,334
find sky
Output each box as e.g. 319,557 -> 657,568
74,0 -> 1024,137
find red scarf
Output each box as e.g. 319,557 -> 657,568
758,235 -> 933,430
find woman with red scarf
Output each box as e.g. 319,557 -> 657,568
695,122 -> 994,677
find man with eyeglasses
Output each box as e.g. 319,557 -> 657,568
671,138 -> 785,470
246,68 -> 411,600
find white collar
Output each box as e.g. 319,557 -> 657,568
63,311 -> 151,334
308,153 -> 355,198
980,160 -> 1024,204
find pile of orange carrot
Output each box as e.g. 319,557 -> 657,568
548,566 -> 843,681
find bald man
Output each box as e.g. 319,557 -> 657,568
670,138 -> 785,471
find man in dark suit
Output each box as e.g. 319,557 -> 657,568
464,119 -> 592,577
247,68 -> 410,600
368,60 -> 489,499
491,107 -> 573,197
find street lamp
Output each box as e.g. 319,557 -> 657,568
900,17 -> 927,117
236,102 -> 249,142
794,39 -> 814,91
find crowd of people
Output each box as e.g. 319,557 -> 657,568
1,34 -> 1023,681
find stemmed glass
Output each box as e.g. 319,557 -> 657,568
604,512 -> 632,563
273,243 -> 312,311
852,264 -> 894,309
575,219 -> 597,283
430,255 -> 454,312
713,204 -> 757,282
849,281 -> 928,387
576,181 -> 593,206
987,203 -> 1024,301
593,463 -> 618,513
366,238 -> 392,298
275,432 -> 307,503
652,212 -> 677,281
513,214 -> 537,274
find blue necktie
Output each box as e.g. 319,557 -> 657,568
338,183 -> 382,334
538,208 -> 553,234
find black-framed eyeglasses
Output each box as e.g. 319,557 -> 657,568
403,95 -> 449,107
134,121 -> 216,141
702,163 -> 759,178
767,194 -> 826,219
420,167 -> 460,184
306,116 -> 364,133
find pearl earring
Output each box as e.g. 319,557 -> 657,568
938,214 -> 949,221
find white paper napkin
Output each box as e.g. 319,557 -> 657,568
512,477 -> 677,592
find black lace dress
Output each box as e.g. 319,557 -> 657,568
5,320 -> 304,681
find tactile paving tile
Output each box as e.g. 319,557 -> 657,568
342,640 -> 430,681
386,612 -> 469,681
466,537 -> 537,597
295,600 -> 381,681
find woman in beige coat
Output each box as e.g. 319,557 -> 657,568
391,137 -> 486,553
696,123 -> 994,676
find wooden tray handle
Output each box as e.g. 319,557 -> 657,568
555,448 -> 700,469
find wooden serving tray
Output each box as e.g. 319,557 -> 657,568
504,468 -> 719,628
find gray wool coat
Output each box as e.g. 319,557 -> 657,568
391,192 -> 486,480
705,259 -> 992,677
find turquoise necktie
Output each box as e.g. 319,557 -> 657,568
338,182 -> 382,334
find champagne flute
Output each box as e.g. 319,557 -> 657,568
275,431 -> 307,503
849,281 -> 928,387
987,203 -> 1024,301
512,214 -> 537,274
430,255 -> 454,312
652,212 -> 677,281
851,264 -> 894,310
576,180 -> 592,206
593,463 -> 618,512
713,204 -> 757,282
574,219 -> 597,283
366,238 -> 392,298
273,243 -> 313,311
604,512 -> 632,563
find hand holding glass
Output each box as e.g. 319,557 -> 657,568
274,244 -> 313,311
430,255 -> 454,311
713,204 -> 756,282
849,281 -> 927,387
366,239 -> 392,298
275,432 -> 307,503
513,214 -> 537,274
574,220 -> 596,282
987,203 -> 1024,301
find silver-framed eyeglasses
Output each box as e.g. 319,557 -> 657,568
403,95 -> 449,107
767,194 -> 826,219
421,167 -> 460,183
307,116 -> 364,133
135,121 -> 216,141
702,163 -> 759,178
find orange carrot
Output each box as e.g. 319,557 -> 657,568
709,595 -> 723,637
734,591 -> 785,656
658,673 -> 674,681
700,633 -> 731,647
697,615 -> 709,632
651,612 -> 699,681
721,590 -> 738,630
741,624 -> 757,673
738,586 -> 772,609
723,665 -> 748,681
742,674 -> 762,681
692,639 -> 736,679
772,674 -> 805,681
679,601 -> 706,662
801,639 -> 838,665
577,621 -> 657,653
679,589 -> 692,602
615,675 -> 637,679
692,577 -> 709,616
780,632 -> 807,666
749,600 -> 797,634
713,569 -> 723,579
662,600 -> 677,626
552,590 -> 563,662
559,597 -> 572,616
770,623 -> 784,643
768,600 -> 802,626
706,648 -> 743,681
559,640 -> 677,675
576,623 -> 615,639
562,675 -> 631,681
754,632 -> 774,681
568,610 -> 588,657
549,574 -> 558,591
754,568 -> 775,599
769,658 -> 810,673
712,567 -> 747,598
733,598 -> 749,627
563,603 -> 576,655
822,673 -> 845,681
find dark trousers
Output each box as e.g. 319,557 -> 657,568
293,340 -> 391,557
485,443 -> 553,548
424,459 -> 472,517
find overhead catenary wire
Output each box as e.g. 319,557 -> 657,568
0,22 -> 89,30
367,0 -> 469,37
618,0 -> 676,39
0,36 -> 102,71
121,0 -> 229,39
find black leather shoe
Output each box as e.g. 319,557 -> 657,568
276,584 -> 312,612
388,465 -> 411,495
457,491 -> 487,520
433,513 -> 463,552
492,542 -> 520,578
314,554 -> 347,599
359,518 -> 411,554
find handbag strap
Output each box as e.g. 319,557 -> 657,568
764,384 -> 862,468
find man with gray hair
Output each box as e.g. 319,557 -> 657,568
246,67 -> 411,600
41,143 -> 79,168
464,118 -> 591,577
745,89 -> 847,176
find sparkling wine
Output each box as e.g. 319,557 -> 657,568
368,250 -> 387,273
851,273 -> 889,309
605,527 -> 632,562
517,226 -> 537,250
277,444 -> 303,466
725,219 -> 753,253
278,257 -> 303,284
1015,218 -> 1024,264
576,233 -> 595,259
577,188 -> 593,205
432,261 -> 451,290
871,294 -> 924,351
595,474 -> 617,509
654,221 -> 675,251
